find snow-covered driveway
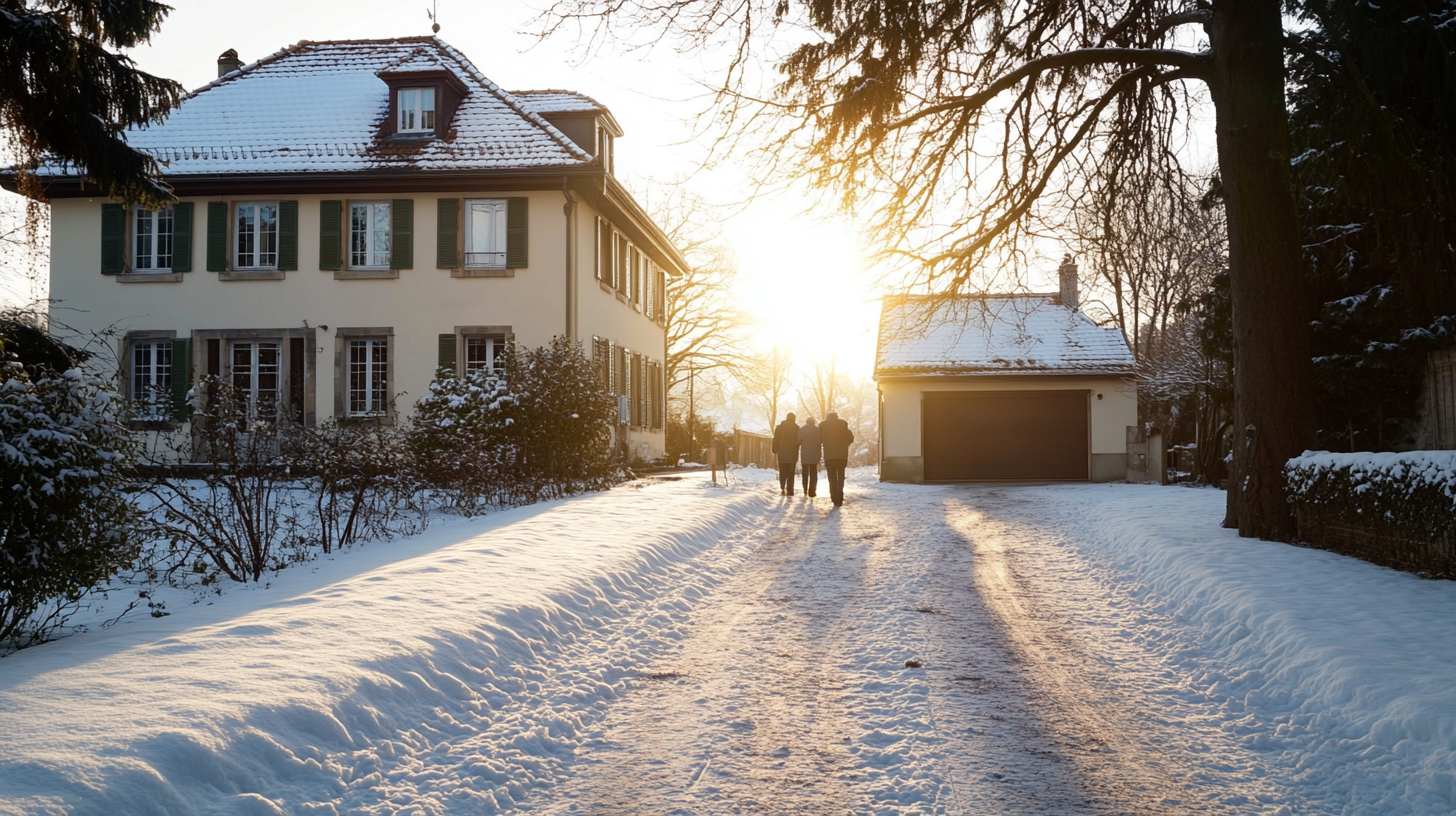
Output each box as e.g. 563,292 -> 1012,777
3,470 -> 1455,815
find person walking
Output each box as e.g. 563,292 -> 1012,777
771,412 -> 801,496
819,411 -> 855,506
798,416 -> 822,497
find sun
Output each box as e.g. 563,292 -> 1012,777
726,205 -> 882,379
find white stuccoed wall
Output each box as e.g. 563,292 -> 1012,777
49,190 -> 667,457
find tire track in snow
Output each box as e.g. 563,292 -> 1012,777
949,488 -> 1287,814
532,473 -> 1117,815
529,478 -> 867,814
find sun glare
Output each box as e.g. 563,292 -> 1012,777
727,208 -> 882,379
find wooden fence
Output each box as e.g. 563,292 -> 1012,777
733,429 -> 775,469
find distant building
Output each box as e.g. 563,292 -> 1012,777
873,260 -> 1137,482
3,37 -> 682,461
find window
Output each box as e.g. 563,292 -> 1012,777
230,341 -> 281,420
348,339 -> 389,417
464,334 -> 507,376
614,233 -> 630,295
398,88 -> 436,133
133,207 -> 173,271
350,202 -> 391,268
465,199 -> 507,268
235,203 -> 278,269
131,340 -> 171,419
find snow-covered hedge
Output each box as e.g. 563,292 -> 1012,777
1285,451 -> 1456,575
1,363 -> 139,651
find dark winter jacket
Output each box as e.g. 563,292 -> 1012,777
772,418 -> 801,463
798,423 -> 822,464
819,413 -> 855,461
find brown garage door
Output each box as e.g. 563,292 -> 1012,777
922,390 -> 1088,481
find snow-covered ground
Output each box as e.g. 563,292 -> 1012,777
2,470 -> 1454,815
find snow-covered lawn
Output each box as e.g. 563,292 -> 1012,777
1,470 -> 1454,815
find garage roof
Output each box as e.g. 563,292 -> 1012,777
875,294 -> 1136,378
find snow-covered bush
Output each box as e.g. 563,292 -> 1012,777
410,365 -> 518,511
410,338 -> 620,508
1285,451 -> 1456,572
0,357 -> 139,652
145,377 -> 307,583
504,337 -> 620,500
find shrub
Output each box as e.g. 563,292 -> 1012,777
410,338 -> 621,507
410,365 -> 518,511
0,358 -> 139,652
504,337 -> 620,499
145,377 -> 307,583
1286,451 -> 1456,530
290,420 -> 426,553
1285,451 -> 1456,574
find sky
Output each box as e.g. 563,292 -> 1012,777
109,0 -> 887,378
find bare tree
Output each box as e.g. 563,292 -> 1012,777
740,345 -> 794,431
651,186 -> 749,398
540,0 -> 1316,540
1066,168 -> 1226,362
799,355 -> 840,421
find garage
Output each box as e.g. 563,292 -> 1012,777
922,390 -> 1089,481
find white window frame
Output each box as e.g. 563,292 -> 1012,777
464,199 -> 508,269
463,334 -> 508,376
229,340 -> 282,421
130,338 -> 172,420
349,201 -> 392,269
347,338 -> 390,417
397,87 -> 436,134
234,202 -> 279,270
133,206 -> 174,272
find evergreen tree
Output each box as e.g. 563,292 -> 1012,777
1,0 -> 183,207
1288,0 -> 1456,450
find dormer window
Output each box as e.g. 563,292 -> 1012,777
398,88 -> 436,133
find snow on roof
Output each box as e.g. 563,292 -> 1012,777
875,294 -> 1137,378
512,90 -> 607,115
37,38 -> 593,177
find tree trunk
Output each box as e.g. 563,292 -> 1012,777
1207,0 -> 1315,540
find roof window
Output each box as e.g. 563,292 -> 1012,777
377,69 -> 467,139
397,88 -> 436,134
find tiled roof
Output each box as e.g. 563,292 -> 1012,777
875,295 -> 1137,378
38,38 -> 593,177
512,90 -> 607,115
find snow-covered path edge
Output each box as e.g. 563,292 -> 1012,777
967,484 -> 1456,815
0,476 -> 774,816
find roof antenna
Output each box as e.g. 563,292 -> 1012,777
426,0 -> 441,33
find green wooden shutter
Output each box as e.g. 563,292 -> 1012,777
171,202 -> 193,272
101,204 -> 125,274
436,198 -> 458,269
170,336 -> 191,422
506,197 -> 528,268
438,333 -> 457,374
319,200 -> 342,270
206,201 -> 227,272
391,199 -> 414,269
278,200 -> 298,271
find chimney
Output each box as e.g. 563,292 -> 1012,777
217,49 -> 243,78
1058,254 -> 1079,312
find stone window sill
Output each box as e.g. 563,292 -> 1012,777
220,269 -> 285,281
335,268 -> 399,280
452,267 -> 514,278
117,272 -> 184,283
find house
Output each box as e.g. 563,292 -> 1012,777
3,37 -> 683,461
873,260 -> 1138,482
